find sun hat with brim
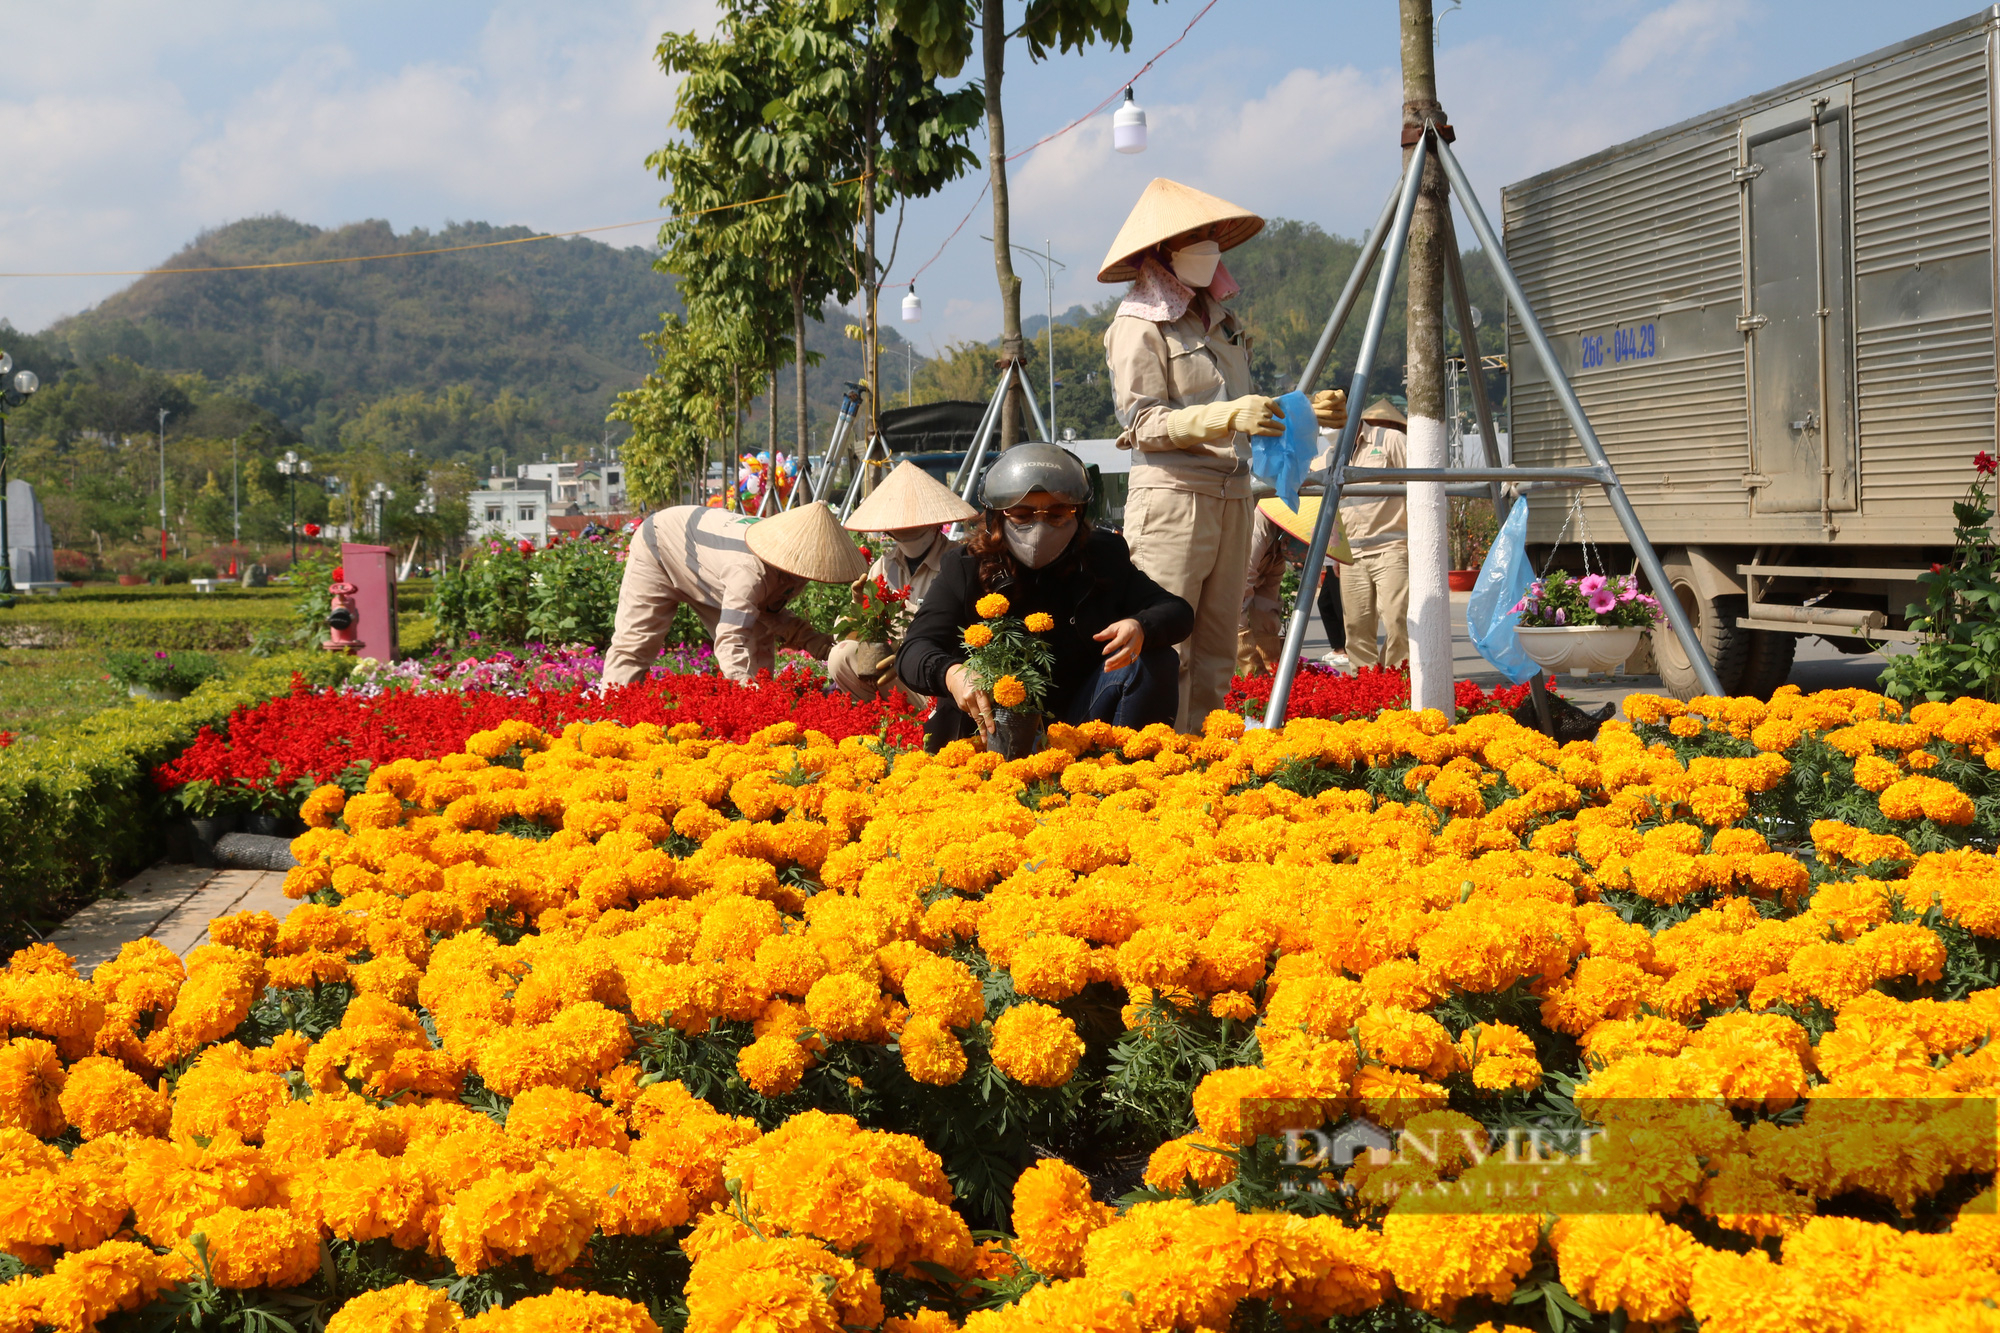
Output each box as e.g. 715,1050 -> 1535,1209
1360,399 -> 1407,427
1097,178 -> 1265,283
745,501 -> 869,583
1257,497 -> 1354,562
843,460 -> 978,533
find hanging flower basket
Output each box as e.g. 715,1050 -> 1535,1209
1516,625 -> 1645,675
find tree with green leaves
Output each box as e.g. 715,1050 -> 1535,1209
878,0 -> 1158,448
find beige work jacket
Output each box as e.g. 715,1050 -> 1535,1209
860,531 -> 956,636
637,506 -> 831,681
1104,294 -> 1255,499
1339,425 -> 1409,553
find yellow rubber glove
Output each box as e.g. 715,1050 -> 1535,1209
1312,389 -> 1347,431
1164,395 -> 1285,447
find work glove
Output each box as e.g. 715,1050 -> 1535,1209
1164,395 -> 1285,448
1311,389 -> 1347,431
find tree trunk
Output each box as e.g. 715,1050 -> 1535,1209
731,368 -> 742,505
1401,0 -> 1453,714
763,367 -> 778,512
983,0 -> 1026,449
861,46 -> 882,476
792,276 -> 809,480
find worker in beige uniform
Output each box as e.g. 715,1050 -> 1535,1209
1340,400 -> 1410,670
601,501 -> 863,686
1237,496 -> 1352,675
829,461 -> 976,703
1100,178 -> 1346,730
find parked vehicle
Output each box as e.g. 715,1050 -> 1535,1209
1503,9 -> 2000,696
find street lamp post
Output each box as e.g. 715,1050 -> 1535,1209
157,409 -> 170,561
0,351 -> 44,596
277,451 -> 313,563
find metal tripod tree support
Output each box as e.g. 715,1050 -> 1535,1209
785,383 -> 868,513
1262,126 -> 1724,731
950,360 -> 1051,503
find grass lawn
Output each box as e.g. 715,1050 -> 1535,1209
0,648 -> 253,736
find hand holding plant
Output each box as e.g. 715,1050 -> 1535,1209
832,576 -> 914,645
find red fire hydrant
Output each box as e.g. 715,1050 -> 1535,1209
324,566 -> 360,654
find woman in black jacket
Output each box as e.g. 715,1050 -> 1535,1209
896,444 -> 1193,749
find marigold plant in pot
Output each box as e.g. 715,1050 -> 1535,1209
1511,569 -> 1662,674
960,593 -> 1056,759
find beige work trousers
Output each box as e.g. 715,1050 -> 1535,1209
1124,488 -> 1254,731
1342,544 -> 1409,670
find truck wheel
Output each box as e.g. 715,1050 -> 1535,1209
1652,572 -> 1749,700
1737,630 -> 1798,699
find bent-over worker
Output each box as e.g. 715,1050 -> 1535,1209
897,444 -> 1192,752
829,461 -> 977,703
1100,177 -> 1345,730
1237,496 -> 1352,676
601,501 -> 864,686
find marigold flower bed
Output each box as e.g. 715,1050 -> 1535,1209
8,687 -> 2000,1331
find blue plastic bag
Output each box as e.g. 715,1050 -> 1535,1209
1467,498 -> 1538,684
1251,390 -> 1319,508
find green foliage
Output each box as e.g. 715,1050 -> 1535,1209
0,654 -> 336,950
1882,462 -> 2000,704
102,649 -> 226,694
430,533 -> 660,651
0,597 -> 291,650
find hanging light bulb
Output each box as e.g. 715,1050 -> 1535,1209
901,284 -> 922,323
1113,85 -> 1147,154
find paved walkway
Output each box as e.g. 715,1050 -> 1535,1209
45,866 -> 300,972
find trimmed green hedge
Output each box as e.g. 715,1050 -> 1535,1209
0,600 -> 432,650
0,653 -> 348,948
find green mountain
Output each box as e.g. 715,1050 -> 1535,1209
45,215 -> 679,452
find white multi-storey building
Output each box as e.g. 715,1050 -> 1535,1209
466,475 -> 552,548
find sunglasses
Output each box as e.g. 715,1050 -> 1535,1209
1001,504 -> 1079,523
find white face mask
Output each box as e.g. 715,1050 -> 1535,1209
890,528 -> 936,557
1004,516 -> 1076,569
1170,240 -> 1221,289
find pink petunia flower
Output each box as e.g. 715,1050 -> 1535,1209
1588,590 -> 1618,614
1577,573 -> 1607,598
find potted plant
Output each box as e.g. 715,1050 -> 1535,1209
832,574 -> 915,683
105,649 -> 225,702
1511,570 -> 1663,674
959,593 -> 1056,759
1448,498 -> 1497,592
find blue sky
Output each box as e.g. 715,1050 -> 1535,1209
0,0 -> 1987,348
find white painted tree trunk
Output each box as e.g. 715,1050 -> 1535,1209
1406,413 -> 1453,713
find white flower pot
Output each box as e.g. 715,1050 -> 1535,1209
1515,625 -> 1645,675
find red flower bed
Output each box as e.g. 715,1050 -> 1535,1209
1224,664 -> 1535,723
155,668 -> 924,809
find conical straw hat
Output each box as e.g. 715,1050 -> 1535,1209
1360,398 -> 1407,427
843,460 -> 978,532
1097,178 -> 1265,283
745,501 -> 869,583
1257,496 -> 1354,562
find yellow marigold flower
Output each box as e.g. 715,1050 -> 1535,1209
1381,1204 -> 1540,1319
506,1085 -> 627,1153
1010,934 -> 1092,1001
684,1235 -> 883,1333
1879,774 -> 1976,825
976,593 -> 1010,618
462,1291 -> 660,1333
961,622 -> 995,649
180,1206 -> 320,1289
57,1056 -> 168,1140
1142,1131 -> 1239,1194
1023,612 -> 1055,633
1669,716 -> 1703,738
803,973 -> 888,1043
1552,1213 -> 1702,1324
737,1032 -> 811,1097
31,1240 -> 187,1332
0,1037 -> 66,1139
1458,1022 -> 1543,1092
899,1014 -> 968,1086
1011,1159 -> 1111,1277
992,674 -> 1029,709
437,1167 -> 596,1276
171,1044 -> 290,1143
990,1002 -> 1084,1088
903,958 -> 986,1029
326,1282 -> 464,1333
